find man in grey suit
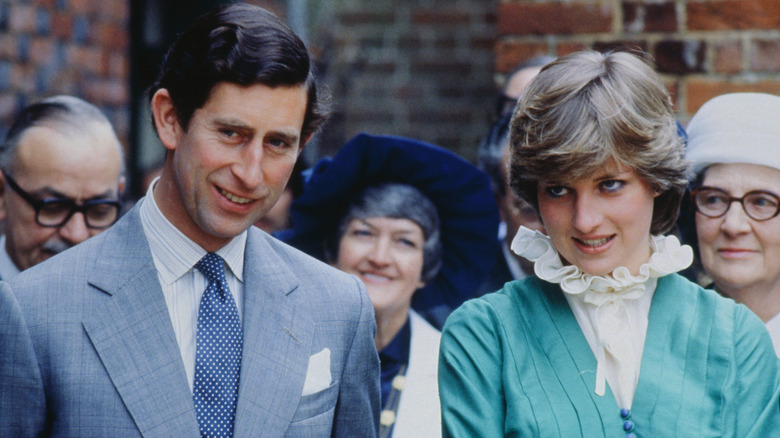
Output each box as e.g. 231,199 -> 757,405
0,4 -> 380,437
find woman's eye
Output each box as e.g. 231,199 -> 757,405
545,186 -> 568,198
351,229 -> 373,237
397,238 -> 418,248
601,180 -> 624,192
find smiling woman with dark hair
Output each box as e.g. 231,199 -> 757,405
280,133 -> 499,437
438,50 -> 780,437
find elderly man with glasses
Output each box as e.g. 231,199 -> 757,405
0,95 -> 124,279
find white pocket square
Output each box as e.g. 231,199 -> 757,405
301,348 -> 331,396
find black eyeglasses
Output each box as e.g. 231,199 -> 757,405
4,174 -> 120,229
691,187 -> 780,222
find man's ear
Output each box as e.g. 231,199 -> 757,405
151,89 -> 181,152
0,170 -> 8,222
298,131 -> 315,156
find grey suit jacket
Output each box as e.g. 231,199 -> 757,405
0,202 -> 380,437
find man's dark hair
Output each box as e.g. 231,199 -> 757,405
149,3 -> 327,137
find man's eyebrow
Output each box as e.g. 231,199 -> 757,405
212,118 -> 252,131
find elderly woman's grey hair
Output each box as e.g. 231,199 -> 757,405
326,182 -> 442,284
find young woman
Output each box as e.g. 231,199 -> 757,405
438,50 -> 780,437
280,133 -> 499,437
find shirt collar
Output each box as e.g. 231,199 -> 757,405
0,235 -> 20,280
139,177 -> 247,284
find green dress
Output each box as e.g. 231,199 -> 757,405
439,274 -> 780,437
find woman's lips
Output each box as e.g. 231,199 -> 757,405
360,272 -> 392,283
573,235 -> 615,254
717,247 -> 755,259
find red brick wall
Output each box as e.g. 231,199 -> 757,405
496,0 -> 780,124
0,0 -> 130,144
313,1 -> 497,162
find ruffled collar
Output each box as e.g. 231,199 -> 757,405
510,226 -> 693,296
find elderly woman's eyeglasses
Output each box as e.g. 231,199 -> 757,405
691,187 -> 780,221
4,174 -> 120,229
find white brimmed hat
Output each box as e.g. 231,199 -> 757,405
686,92 -> 780,175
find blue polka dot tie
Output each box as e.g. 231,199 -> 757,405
193,253 -> 242,438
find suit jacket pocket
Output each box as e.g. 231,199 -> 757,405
290,380 -> 338,423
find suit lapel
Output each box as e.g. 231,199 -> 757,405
82,205 -> 200,437
233,229 -> 314,436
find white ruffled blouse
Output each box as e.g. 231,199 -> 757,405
511,226 -> 693,409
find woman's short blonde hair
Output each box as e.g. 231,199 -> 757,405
509,50 -> 690,235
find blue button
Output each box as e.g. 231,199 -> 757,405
620,408 -> 630,419
623,420 -> 634,432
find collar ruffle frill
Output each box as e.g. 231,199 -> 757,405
510,226 -> 693,403
510,227 -> 693,297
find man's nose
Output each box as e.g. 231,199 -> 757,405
58,212 -> 91,245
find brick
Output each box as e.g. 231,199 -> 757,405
713,40 -> 741,74
11,64 -> 36,93
9,4 -> 36,33
664,80 -> 680,111
495,41 -> 548,73
654,40 -> 705,74
363,60 -> 396,74
94,22 -> 129,49
434,35 -> 457,51
68,0 -> 95,15
686,79 -> 780,114
83,78 -> 128,105
410,60 -> 471,76
398,34 -> 423,51
395,84 -> 425,100
68,46 -> 106,75
0,93 -> 18,120
471,34 -> 496,51
751,39 -> 780,72
339,11 -> 395,26
411,9 -> 471,26
51,13 -> 72,38
623,2 -> 677,33
497,2 -> 613,36
102,0 -> 129,23
33,0 -> 58,8
30,38 -> 54,66
108,52 -> 128,78
0,35 -> 16,58
557,41 -> 588,56
592,41 -> 648,54
688,0 -> 780,31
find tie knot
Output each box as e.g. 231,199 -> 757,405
196,252 -> 227,284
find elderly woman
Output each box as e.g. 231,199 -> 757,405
280,133 -> 499,437
438,50 -> 780,437
683,92 -> 780,355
